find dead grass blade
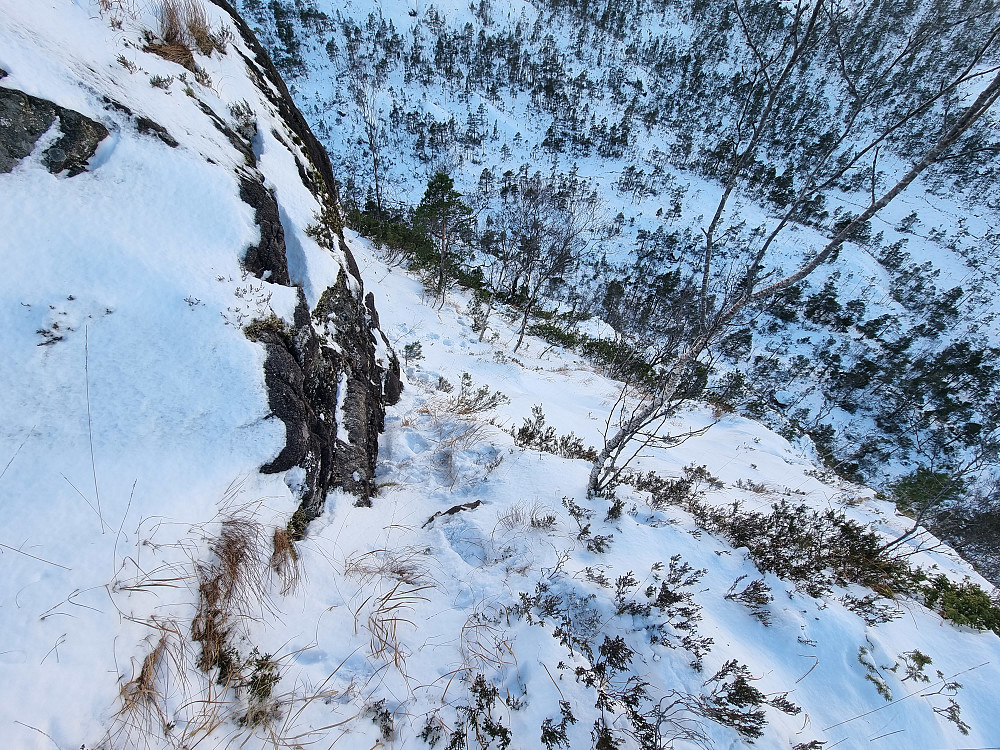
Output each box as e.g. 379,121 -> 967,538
271,526 -> 302,595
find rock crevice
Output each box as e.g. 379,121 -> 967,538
238,174 -> 291,286
252,275 -> 401,533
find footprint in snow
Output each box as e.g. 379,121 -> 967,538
439,516 -> 489,567
404,430 -> 430,455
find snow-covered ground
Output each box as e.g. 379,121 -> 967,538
257,0 -> 1000,492
3,2 -> 1000,749
323,231 -> 1000,750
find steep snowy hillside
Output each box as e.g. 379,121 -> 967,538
240,0 -> 1000,578
3,2 -> 1000,750
1,0 -> 398,746
337,232 -> 1000,750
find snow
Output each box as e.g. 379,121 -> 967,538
0,0 -> 303,745
275,0 -> 1000,491
2,1 -> 999,750
326,232 -> 1000,750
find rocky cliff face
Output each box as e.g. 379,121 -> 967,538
0,0 -> 400,532
207,0 -> 403,526
0,1 -> 407,742
0,69 -> 110,176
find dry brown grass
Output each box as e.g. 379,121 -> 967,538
406,376 -> 509,491
363,581 -> 433,670
119,636 -> 168,730
106,619 -> 189,749
460,606 -> 517,676
344,546 -> 431,586
105,486 -> 361,749
415,399 -> 495,489
191,508 -> 270,673
494,502 -> 557,533
96,0 -> 139,23
270,526 -> 301,595
156,0 -> 187,45
180,0 -> 213,54
157,0 -> 208,47
145,41 -> 196,72
150,0 -> 220,67
345,547 -> 435,671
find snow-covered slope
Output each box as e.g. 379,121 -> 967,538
334,233 -> 1000,750
3,2 -> 1000,750
243,0 -> 1000,576
1,0 -> 394,746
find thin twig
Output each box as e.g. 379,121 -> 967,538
40,634 -> 66,664
113,479 -> 138,577
795,654 -> 819,684
0,424 -> 34,482
823,662 -> 989,731
541,660 -> 564,699
85,326 -> 107,534
0,542 -> 71,570
62,473 -> 101,521
13,721 -> 61,749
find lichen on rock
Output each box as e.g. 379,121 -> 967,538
238,173 -> 291,286
206,0 -> 402,531
253,273 -> 401,535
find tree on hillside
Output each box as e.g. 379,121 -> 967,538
692,0 -> 1000,326
339,12 -> 402,227
349,79 -> 387,226
588,45 -> 1000,495
477,171 -> 601,350
414,171 -> 474,305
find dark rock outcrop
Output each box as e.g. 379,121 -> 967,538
194,98 -> 255,166
238,174 -> 291,286
102,97 -> 179,148
367,291 -> 404,405
205,0 -> 336,197
204,1 -> 402,530
251,274 -> 401,535
0,79 -> 108,175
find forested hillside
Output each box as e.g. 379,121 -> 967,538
239,0 -> 1000,578
5,2 -> 1000,749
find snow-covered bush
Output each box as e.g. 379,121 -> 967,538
511,405 -> 598,462
701,499 -> 910,598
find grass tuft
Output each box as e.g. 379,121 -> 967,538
191,503 -> 270,673
270,526 -> 301,594
146,41 -> 195,72
108,619 -> 187,748
149,0 -> 223,71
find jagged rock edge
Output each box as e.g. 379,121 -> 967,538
0,80 -> 109,176
205,0 -> 402,527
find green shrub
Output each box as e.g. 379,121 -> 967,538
580,337 -> 657,387
540,701 -> 577,750
512,406 -> 598,462
920,575 -> 1000,634
243,313 -> 292,345
445,674 -> 512,750
529,321 -> 581,349
701,499 -> 911,599
627,465 -> 723,511
890,467 -> 964,517
402,341 -> 424,366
